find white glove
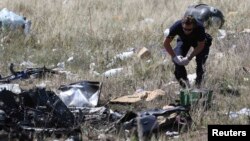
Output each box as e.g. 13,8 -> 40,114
180,57 -> 190,66
173,55 -> 183,65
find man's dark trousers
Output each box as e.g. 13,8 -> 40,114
173,34 -> 212,88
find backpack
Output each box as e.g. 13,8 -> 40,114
184,4 -> 225,29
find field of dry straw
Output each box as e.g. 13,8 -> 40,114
1,0 -> 250,140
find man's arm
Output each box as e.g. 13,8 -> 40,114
188,40 -> 205,60
163,37 -> 176,58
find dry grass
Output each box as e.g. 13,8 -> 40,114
1,0 -> 250,140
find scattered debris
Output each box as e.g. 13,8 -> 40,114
0,79 -> 194,140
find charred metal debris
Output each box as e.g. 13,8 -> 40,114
0,65 -> 191,140
0,63 -> 57,83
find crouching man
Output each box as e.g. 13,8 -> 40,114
164,15 -> 212,88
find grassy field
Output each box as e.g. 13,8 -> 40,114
1,0 -> 250,140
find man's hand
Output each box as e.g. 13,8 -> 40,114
173,55 -> 184,65
180,57 -> 190,66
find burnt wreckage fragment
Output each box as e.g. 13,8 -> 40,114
0,88 -> 82,140
112,106 -> 192,139
0,81 -> 109,140
0,63 -> 57,83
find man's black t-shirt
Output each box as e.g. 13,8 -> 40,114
167,20 -> 206,46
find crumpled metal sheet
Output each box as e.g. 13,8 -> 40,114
21,88 -> 75,127
58,81 -> 102,107
0,8 -> 31,34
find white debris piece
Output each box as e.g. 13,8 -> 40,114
35,81 -> 48,88
57,62 -> 65,69
214,52 -> 224,59
107,50 -> 135,67
67,56 -> 74,62
242,29 -> 250,33
243,78 -> 249,81
0,8 -> 31,35
187,73 -> 197,85
217,29 -> 226,40
165,131 -> 179,137
89,63 -> 101,76
135,88 -> 144,93
146,59 -> 151,63
90,63 -> 126,77
165,81 -> 178,86
54,69 -> 78,80
20,61 -> 35,68
24,20 -> 31,35
229,108 -> 250,119
115,51 -> 134,60
103,68 -> 123,77
141,18 -> 154,24
0,84 -> 21,94
162,59 -> 168,64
